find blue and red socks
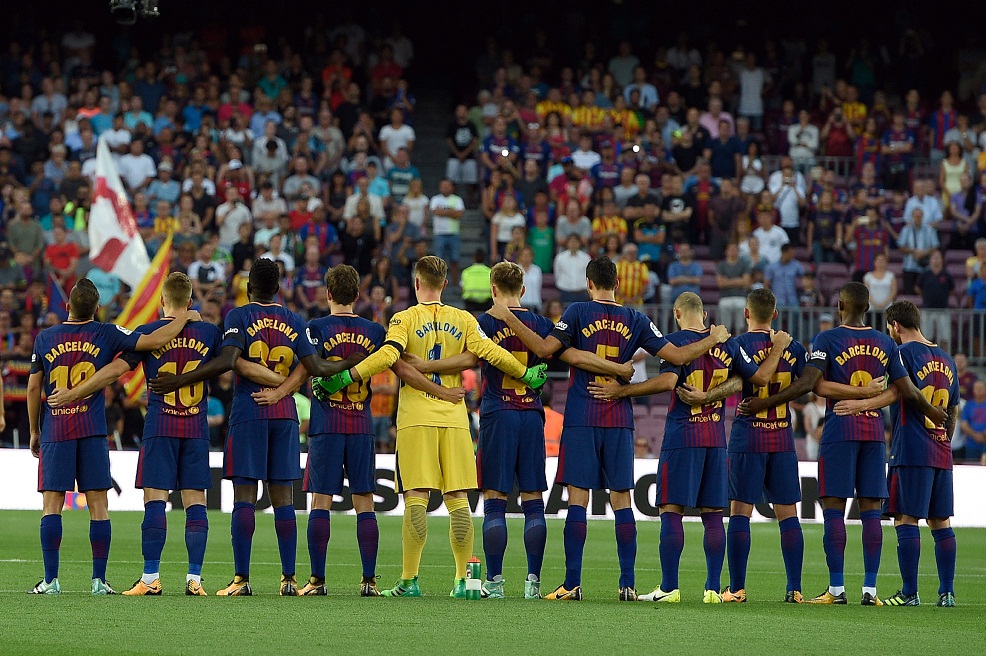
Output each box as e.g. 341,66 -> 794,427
860,509 -> 883,590
932,527 -> 956,595
482,498 -> 508,580
140,500 -> 167,582
356,512 -> 379,579
40,514 -> 62,583
563,504 -> 587,589
895,524 -> 921,596
90,519 -> 111,582
307,509 -> 330,580
231,501 -> 255,578
822,508 -> 846,592
614,508 -> 636,589
184,504 -> 208,582
522,499 -> 547,579
659,511 -> 684,591
701,511 -> 725,591
778,516 -> 804,592
727,514 -> 751,591
273,505 -> 297,577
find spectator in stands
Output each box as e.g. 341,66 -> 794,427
848,206 -> 890,280
904,179 -> 944,225
7,200 -> 44,277
807,189 -> 844,265
340,214 -> 377,277
960,380 -> 986,464
966,261 -> 986,310
949,172 -> 981,251
764,244 -> 803,308
117,140 -> 156,197
898,207 -> 940,294
915,249 -> 954,350
527,208 -> 554,273
480,116 -> 519,179
787,110 -> 819,172
752,207 -> 789,264
430,178 -> 465,282
666,243 -> 701,303
591,198 -> 628,253
881,112 -> 916,192
954,353 -> 978,401
707,119 -> 742,180
516,159 -> 548,213
554,234 -> 591,303
798,271 -> 824,307
863,252 -> 896,315
444,104 -> 479,201
803,392 -> 826,460
490,195 -> 526,262
659,174 -> 693,245
556,198 -> 592,249
966,238 -> 986,280
615,243 -> 649,309
188,241 -> 225,306
716,242 -> 752,333
343,177 -> 386,226
517,246 -> 542,312
768,159 -> 807,245
707,178 -> 744,260
215,186 -> 252,251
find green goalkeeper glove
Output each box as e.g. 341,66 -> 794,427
312,370 -> 353,401
519,363 -> 548,391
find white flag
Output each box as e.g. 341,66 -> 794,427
89,139 -> 151,290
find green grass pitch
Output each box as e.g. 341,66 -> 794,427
1,510 -> 983,655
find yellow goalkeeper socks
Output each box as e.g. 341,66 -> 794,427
446,497 -> 474,579
401,496 -> 429,579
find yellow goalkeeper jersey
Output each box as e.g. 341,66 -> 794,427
353,301 -> 526,429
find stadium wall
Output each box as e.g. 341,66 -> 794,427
1,451 -> 983,526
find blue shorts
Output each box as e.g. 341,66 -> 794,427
728,451 -> 801,506
223,419 -> 301,482
136,436 -> 212,491
38,436 -> 111,493
477,410 -> 548,494
888,466 -> 954,519
656,447 -> 728,509
433,233 -> 461,266
556,426 -> 634,491
818,440 -> 888,499
304,433 -> 376,496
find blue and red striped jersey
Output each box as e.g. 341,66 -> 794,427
478,308 -> 555,417
660,328 -> 737,449
807,325 -> 900,443
551,300 -> 668,429
729,330 -> 807,453
306,313 -> 386,436
122,320 -> 222,440
222,302 -> 316,426
294,264 -> 327,305
30,320 -> 140,443
889,341 -> 958,470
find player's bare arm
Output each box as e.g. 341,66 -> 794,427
945,403 -> 959,436
301,351 -> 366,378
814,376 -> 885,399
486,303 -> 563,358
150,344 -> 242,394
658,324 -> 730,366
588,371 -> 677,400
739,366 -> 821,415
677,374 -> 743,406
27,371 -> 43,457
133,309 -> 201,351
48,359 -> 131,407
252,364 -> 309,406
834,386 -> 899,416
391,358 -> 466,404
893,374 -> 949,426
559,350 -> 635,380
747,330 -> 792,387
235,358 -> 286,387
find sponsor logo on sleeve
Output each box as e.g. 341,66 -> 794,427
740,346 -> 752,363
224,328 -> 240,337
809,350 -> 827,361
31,353 -> 37,363
115,325 -> 133,335
306,328 -> 317,345
554,321 -> 568,331
476,325 -> 488,339
650,322 -> 663,338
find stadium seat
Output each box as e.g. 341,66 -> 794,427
947,250 -> 973,265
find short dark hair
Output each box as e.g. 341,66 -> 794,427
839,281 -> 869,316
586,256 -> 617,291
886,300 -> 921,330
69,279 -> 100,319
249,257 -> 281,298
746,288 -> 777,323
324,264 -> 360,306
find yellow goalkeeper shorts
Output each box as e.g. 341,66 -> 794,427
394,426 -> 478,494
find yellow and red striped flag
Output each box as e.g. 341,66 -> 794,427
115,233 -> 173,402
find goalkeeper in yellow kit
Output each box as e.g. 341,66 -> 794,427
314,256 -> 548,597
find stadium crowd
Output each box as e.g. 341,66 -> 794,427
1,18 -> 986,463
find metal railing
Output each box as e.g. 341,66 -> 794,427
761,155 -> 934,181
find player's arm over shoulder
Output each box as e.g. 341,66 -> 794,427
464,309 -> 527,379
351,310 -> 411,381
132,309 -> 200,351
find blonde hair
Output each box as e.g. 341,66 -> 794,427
162,272 -> 193,307
414,255 -> 448,290
490,261 -> 524,296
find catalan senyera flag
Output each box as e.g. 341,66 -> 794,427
115,232 -> 172,402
